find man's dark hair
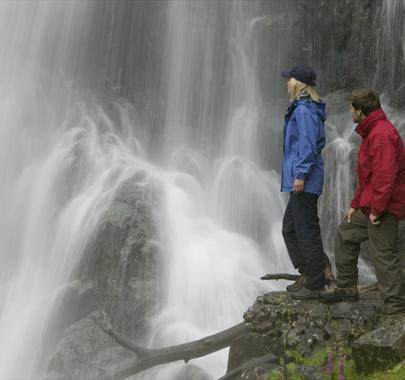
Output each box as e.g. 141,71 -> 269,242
350,90 -> 381,116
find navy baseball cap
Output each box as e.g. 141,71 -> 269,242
281,64 -> 316,86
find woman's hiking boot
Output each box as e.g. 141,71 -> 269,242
286,275 -> 306,292
289,285 -> 323,300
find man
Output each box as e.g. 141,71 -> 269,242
321,90 -> 405,315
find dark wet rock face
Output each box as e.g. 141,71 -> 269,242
46,311 -> 136,380
177,364 -> 213,380
352,316 -> 405,374
242,292 -> 381,358
47,313 -> 125,379
227,333 -> 275,373
45,172 -> 163,378
226,291 -> 405,379
77,172 -> 163,336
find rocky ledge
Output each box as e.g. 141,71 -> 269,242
226,291 -> 405,380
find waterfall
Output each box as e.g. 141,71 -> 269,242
0,1 -> 288,379
0,1 -> 404,379
136,2 -> 289,379
0,1 -> 159,377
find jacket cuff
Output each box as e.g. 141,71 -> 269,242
351,200 -> 359,209
371,208 -> 382,217
295,172 -> 305,180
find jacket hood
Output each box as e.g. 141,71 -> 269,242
355,108 -> 386,137
295,99 -> 327,121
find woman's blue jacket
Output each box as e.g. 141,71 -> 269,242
281,98 -> 326,195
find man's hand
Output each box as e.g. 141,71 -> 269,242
293,179 -> 304,193
369,213 -> 381,225
344,207 -> 356,222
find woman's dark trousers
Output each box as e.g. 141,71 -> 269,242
282,192 -> 325,289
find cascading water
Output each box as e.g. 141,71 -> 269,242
0,2 -> 160,377
0,1 -> 404,379
136,2 -> 290,379
0,1 -> 289,379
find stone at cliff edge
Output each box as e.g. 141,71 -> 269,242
352,315 -> 405,374
226,290 -> 405,379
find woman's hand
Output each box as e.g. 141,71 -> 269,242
293,179 -> 304,193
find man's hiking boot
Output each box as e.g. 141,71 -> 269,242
319,286 -> 359,302
289,286 -> 323,300
286,275 -> 306,292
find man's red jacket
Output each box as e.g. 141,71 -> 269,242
351,108 -> 405,220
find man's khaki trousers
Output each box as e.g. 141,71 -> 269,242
335,209 -> 405,313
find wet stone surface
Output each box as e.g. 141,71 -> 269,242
227,290 -> 405,379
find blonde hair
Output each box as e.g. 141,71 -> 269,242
290,80 -> 321,102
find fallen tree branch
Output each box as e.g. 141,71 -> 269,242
96,321 -> 247,379
260,273 -> 299,281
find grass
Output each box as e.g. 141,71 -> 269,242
266,348 -> 405,380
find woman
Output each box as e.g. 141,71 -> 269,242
280,64 -> 329,299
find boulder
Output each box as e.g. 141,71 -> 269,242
46,171 -> 163,378
43,279 -> 103,353
226,291 -> 392,379
76,171 -> 163,336
47,311 -> 133,380
352,315 -> 405,374
242,291 -> 381,359
176,364 -> 212,380
227,333 -> 275,373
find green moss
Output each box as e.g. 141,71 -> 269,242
286,363 -> 304,380
277,347 -> 405,380
267,364 -> 304,380
267,369 -> 284,380
286,348 -> 328,367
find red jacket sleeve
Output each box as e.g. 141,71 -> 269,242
370,134 -> 398,216
351,186 -> 361,209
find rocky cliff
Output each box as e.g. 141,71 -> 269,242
226,291 -> 405,380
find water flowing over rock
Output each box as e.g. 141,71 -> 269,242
77,172 -> 163,335
46,312 -> 131,380
45,173 -> 163,378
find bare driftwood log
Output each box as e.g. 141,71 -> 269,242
261,267 -> 335,283
260,273 -> 299,281
92,314 -> 247,380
